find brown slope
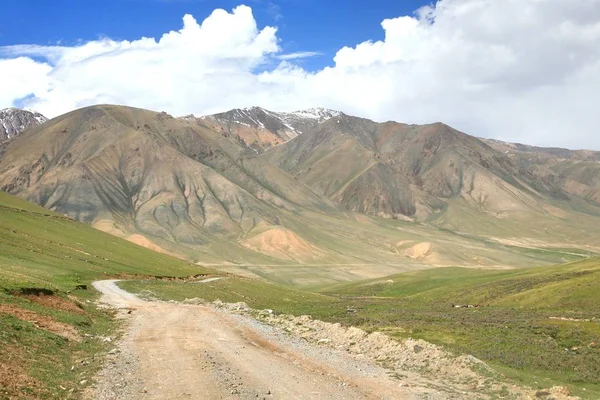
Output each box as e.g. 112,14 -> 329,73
0,105 -> 343,263
261,115 -> 551,220
258,114 -> 600,256
483,138 -> 600,209
187,107 -> 298,153
3,104 -> 599,276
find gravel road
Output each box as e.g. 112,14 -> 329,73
87,280 -> 460,399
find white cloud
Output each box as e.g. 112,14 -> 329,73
0,57 -> 51,106
1,1 -> 600,149
0,6 -> 279,117
276,51 -> 322,60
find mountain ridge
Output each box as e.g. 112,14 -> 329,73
185,106 -> 343,153
259,114 -> 557,220
1,103 -> 599,279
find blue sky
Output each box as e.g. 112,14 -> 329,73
0,0 -> 427,71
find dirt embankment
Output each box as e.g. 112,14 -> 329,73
206,300 -> 580,400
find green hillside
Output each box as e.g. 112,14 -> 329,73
320,259 -> 600,397
326,258 -> 600,310
0,191 -> 209,399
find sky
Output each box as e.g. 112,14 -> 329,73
1,0 -> 599,149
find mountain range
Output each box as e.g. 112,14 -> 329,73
1,104 -> 598,284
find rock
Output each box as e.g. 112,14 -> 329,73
183,298 -> 204,305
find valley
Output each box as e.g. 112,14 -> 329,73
0,104 -> 599,399
2,1 -> 599,399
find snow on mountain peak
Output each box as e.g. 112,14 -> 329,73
0,108 -> 48,141
284,107 -> 342,121
190,106 -> 345,141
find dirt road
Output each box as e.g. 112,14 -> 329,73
89,280 -> 451,399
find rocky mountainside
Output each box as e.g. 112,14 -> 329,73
482,138 -> 600,205
482,138 -> 600,161
0,105 -> 357,264
0,108 -> 47,141
196,107 -> 600,218
1,104 -> 599,274
259,113 -> 600,247
261,115 -> 558,219
184,107 -> 341,153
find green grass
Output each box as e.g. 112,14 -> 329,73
0,192 -> 206,292
0,292 -> 116,399
326,259 -> 600,310
321,259 -> 600,398
119,277 -> 344,319
0,191 -> 211,398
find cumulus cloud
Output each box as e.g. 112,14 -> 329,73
0,6 -> 279,117
1,1 -> 600,149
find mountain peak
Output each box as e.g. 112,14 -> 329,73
284,107 -> 342,120
0,107 -> 48,141
189,106 -> 345,153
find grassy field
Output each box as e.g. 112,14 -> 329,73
0,191 -> 210,399
323,259 -> 600,396
120,258 -> 600,399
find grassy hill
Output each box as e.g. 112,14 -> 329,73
327,257 -> 600,309
320,258 -> 600,397
0,191 -> 210,399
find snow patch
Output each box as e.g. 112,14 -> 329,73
0,107 -> 48,141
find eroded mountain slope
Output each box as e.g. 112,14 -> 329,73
483,138 -> 600,209
1,104 -> 598,281
259,114 -> 600,251
188,107 -> 341,153
0,105 -> 347,264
